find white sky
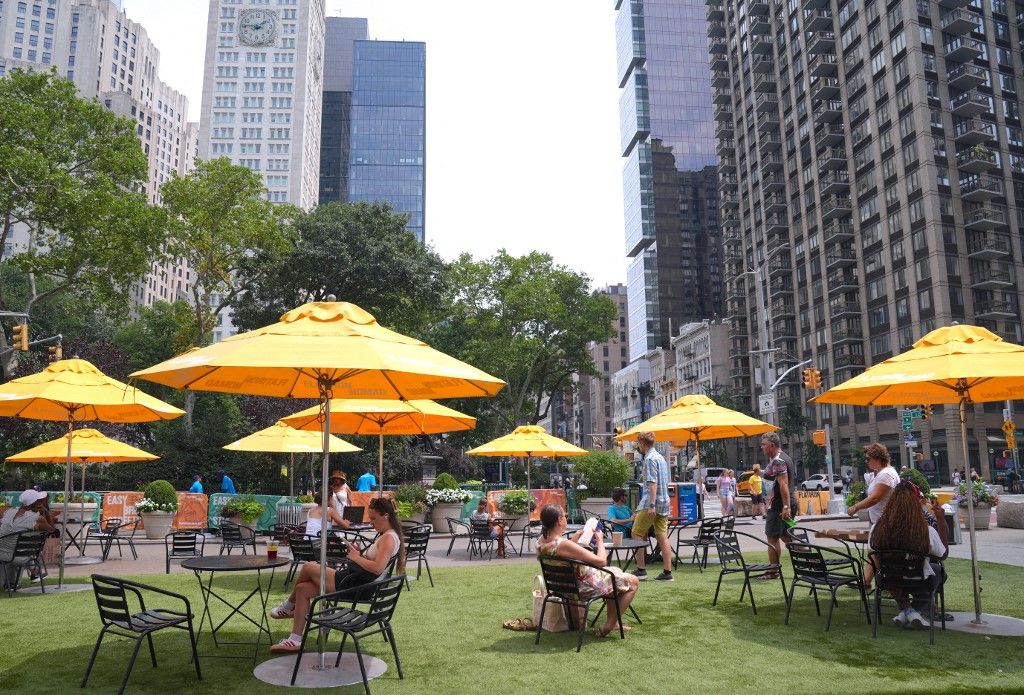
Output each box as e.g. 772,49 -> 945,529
122,0 -> 627,289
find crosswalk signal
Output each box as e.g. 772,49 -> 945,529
922,404 -> 933,419
11,323 -> 28,351
802,367 -> 821,389
47,343 -> 63,362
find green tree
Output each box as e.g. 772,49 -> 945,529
231,202 -> 447,335
778,398 -> 812,440
112,301 -> 197,375
160,157 -> 295,346
434,251 -> 616,431
0,70 -> 168,375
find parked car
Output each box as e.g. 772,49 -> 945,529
799,473 -> 843,493
736,470 -> 756,496
701,467 -> 726,491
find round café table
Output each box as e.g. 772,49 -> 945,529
182,555 -> 290,665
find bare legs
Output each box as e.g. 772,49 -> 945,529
599,575 -> 640,635
287,562 -> 336,637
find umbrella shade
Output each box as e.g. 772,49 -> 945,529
5,428 -> 159,463
224,420 -> 361,454
466,425 -> 588,458
616,394 -> 778,442
130,302 -> 506,400
0,359 -> 185,422
811,324 -> 1024,406
281,399 -> 476,435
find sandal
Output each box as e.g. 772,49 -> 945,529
502,618 -> 536,632
270,603 -> 294,619
270,638 -> 302,653
595,623 -> 632,637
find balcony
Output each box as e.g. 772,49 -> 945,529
749,0 -> 770,15
828,269 -> 859,294
829,300 -> 861,319
727,300 -> 747,319
960,174 -> 1003,202
819,170 -> 850,195
953,118 -> 996,145
707,19 -> 726,36
956,146 -> 997,173
772,298 -> 796,317
759,135 -> 782,156
944,37 -> 984,62
719,174 -> 739,190
970,267 -> 1014,290
716,121 -> 735,139
818,147 -> 847,170
813,99 -> 844,123
807,31 -> 836,53
769,277 -> 794,298
712,69 -> 731,88
821,195 -> 853,220
711,53 -> 729,72
808,53 -> 838,76
773,318 -> 798,340
762,173 -> 786,193
707,5 -> 724,21
811,76 -> 840,102
967,230 -> 1011,256
764,213 -> 788,234
763,191 -> 786,213
750,17 -> 771,35
834,353 -> 866,370
804,9 -> 833,31
751,33 -> 774,54
720,192 -> 739,208
751,54 -> 774,73
756,92 -> 778,113
975,301 -> 1017,319
941,8 -> 979,34
826,247 -> 857,271
768,253 -> 792,277
753,72 -> 777,93
758,112 -> 781,135
714,87 -> 732,105
715,104 -> 734,122
947,63 -> 987,90
760,153 -> 785,175
950,91 -> 991,117
823,220 -> 854,244
803,0 -> 829,12
717,138 -> 735,155
815,122 -> 845,146
832,324 -> 864,344
939,0 -> 971,7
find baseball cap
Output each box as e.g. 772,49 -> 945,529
19,489 -> 48,506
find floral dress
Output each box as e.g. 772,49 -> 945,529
537,536 -> 632,599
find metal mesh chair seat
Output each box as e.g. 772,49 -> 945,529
0,529 -> 48,595
784,542 -> 870,631
711,530 -> 786,615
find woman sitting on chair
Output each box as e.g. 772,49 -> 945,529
270,497 -> 404,653
536,504 -> 639,638
869,480 -> 948,629
469,499 -> 506,558
302,487 -> 349,536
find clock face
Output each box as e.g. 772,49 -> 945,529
238,8 -> 278,46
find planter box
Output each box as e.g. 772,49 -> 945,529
959,504 -> 992,530
399,510 -> 427,525
431,502 -> 465,533
141,511 -> 175,540
578,497 -> 613,520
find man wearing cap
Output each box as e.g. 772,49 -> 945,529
0,490 -> 56,569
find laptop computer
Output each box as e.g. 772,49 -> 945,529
343,505 -> 365,524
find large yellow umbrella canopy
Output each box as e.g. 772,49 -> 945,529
6,428 -> 159,463
0,359 -> 183,584
282,399 -> 476,494
467,425 -> 588,491
616,394 -> 778,443
131,301 -> 504,609
812,324 -> 1024,625
224,421 -> 361,497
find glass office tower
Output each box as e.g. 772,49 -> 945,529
319,17 -> 367,204
617,0 -> 723,361
348,41 -> 426,242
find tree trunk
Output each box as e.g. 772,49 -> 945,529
184,391 -> 195,435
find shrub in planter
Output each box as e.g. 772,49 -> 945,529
52,493 -> 91,504
844,481 -> 867,509
432,472 -> 459,490
296,494 -> 316,504
499,489 -> 535,516
425,487 -> 472,506
955,480 -> 998,508
220,494 -> 265,524
899,468 -> 932,498
572,451 -> 631,502
395,484 -> 428,517
137,480 -> 179,513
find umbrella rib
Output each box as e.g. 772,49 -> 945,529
179,366 -> 222,391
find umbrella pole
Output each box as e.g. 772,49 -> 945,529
317,396 -> 332,669
80,463 -> 87,555
58,416 -> 73,589
289,453 -> 294,498
378,432 -> 384,497
959,397 -> 984,624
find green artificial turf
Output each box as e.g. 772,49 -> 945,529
1,556 -> 1022,694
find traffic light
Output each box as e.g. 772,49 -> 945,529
922,404 -> 933,419
47,343 -> 63,362
11,323 -> 28,351
811,429 -> 826,446
802,367 -> 821,389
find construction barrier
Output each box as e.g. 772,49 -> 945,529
485,489 -> 567,521
102,491 -> 209,530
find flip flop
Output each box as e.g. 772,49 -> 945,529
502,618 -> 536,631
270,638 -> 302,653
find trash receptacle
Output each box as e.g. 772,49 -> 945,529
944,507 -> 962,545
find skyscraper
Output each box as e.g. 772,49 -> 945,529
320,19 -> 426,242
714,0 -> 1024,480
198,0 -> 326,209
0,0 -> 196,306
616,0 -> 723,362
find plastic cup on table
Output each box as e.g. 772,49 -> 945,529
267,541 -> 279,560
611,531 -> 623,545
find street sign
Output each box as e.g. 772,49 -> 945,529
904,408 -> 922,419
758,393 -> 776,415
1002,420 -> 1015,434
905,437 -> 918,448
902,422 -> 914,432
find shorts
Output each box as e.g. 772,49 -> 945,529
632,510 -> 668,537
750,494 -> 764,504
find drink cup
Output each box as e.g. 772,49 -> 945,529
267,542 -> 278,560
611,531 -> 623,545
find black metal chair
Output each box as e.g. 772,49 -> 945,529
164,531 -> 204,574
84,516 -> 121,558
0,529 -> 48,596
270,523 -> 302,545
444,517 -> 470,556
284,534 -> 318,587
784,542 -> 871,631
535,556 -> 640,653
674,515 -> 733,572
518,520 -> 542,555
710,529 -> 787,615
402,525 -> 433,589
219,521 -> 256,555
103,519 -> 140,561
290,575 -> 406,694
870,549 -> 946,645
468,519 -> 495,560
82,574 -> 201,695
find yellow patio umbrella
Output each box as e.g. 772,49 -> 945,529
223,420 -> 361,497
282,399 -> 476,495
6,428 -> 160,560
812,324 -> 1024,626
0,359 -> 183,584
466,425 -> 588,493
616,394 -> 778,483
131,300 -> 504,620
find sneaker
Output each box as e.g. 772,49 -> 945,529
905,608 -> 927,629
892,608 -> 909,628
634,568 -> 648,581
654,571 -> 674,582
